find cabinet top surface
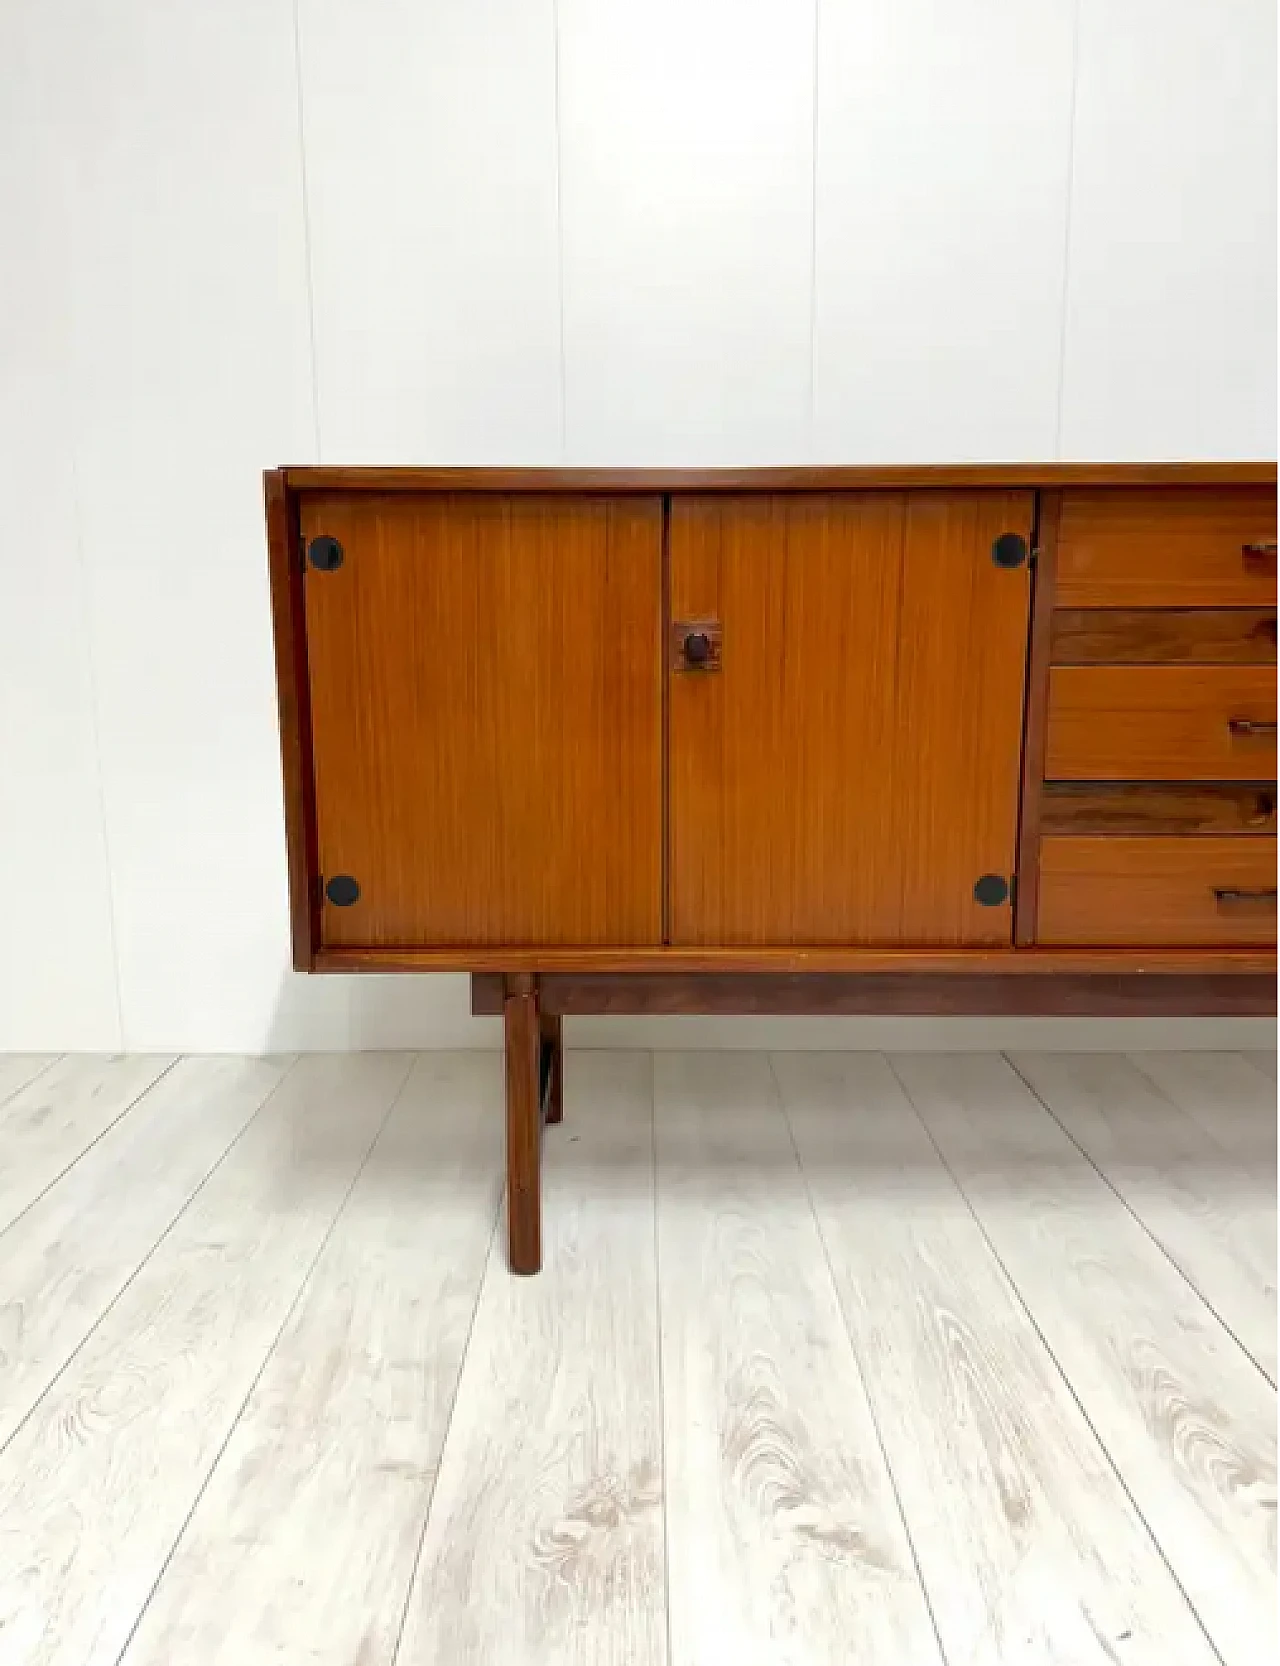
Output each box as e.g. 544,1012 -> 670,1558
277,462 -> 1277,494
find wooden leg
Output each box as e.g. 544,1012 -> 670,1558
541,1012 -> 563,1125
504,974 -> 542,1275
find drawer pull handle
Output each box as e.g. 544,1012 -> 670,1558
1213,887 -> 1278,908
1227,718 -> 1278,737
1242,542 -> 1278,575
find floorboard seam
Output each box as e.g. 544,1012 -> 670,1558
885,1052 -> 1229,1666
1001,1052 -> 1275,1386
0,1057 -> 300,1460
107,1053 -> 414,1666
767,1050 -> 953,1666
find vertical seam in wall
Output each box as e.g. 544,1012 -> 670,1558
1053,0 -> 1084,459
292,0 -> 323,462
551,0 -> 569,459
68,447 -> 127,1051
807,0 -> 821,458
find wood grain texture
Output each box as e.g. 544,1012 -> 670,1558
0,1056 -> 57,1109
668,491 -> 1032,945
1052,608 -> 1278,665
396,1052 -> 664,1666
318,942 -> 1279,975
504,975 -> 542,1274
0,1055 -> 174,1234
0,1053 -> 408,1666
654,1051 -> 940,1666
777,1051 -> 1220,1666
119,1053 -> 500,1666
1014,491 -> 1059,945
0,1055 -> 291,1449
302,492 -> 663,947
473,971 -> 1278,1017
1045,664 -> 1278,780
1041,782 -> 1277,836
1055,487 -> 1278,607
282,464 -> 1280,493
264,469 -> 318,970
1037,836 -> 1278,946
1129,1051 -> 1278,1168
893,1052 -> 1277,1666
1010,1052 -> 1276,1381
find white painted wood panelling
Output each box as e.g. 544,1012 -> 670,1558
298,0 -> 563,463
397,1053 -> 665,1666
0,1053 -> 405,1666
655,1052 -> 941,1665
558,0 -> 816,464
896,1052 -> 1277,1666
778,1051 -> 1220,1666
813,0 -> 1077,462
53,0 -> 345,1051
0,8 -> 122,1053
1059,0 -> 1277,459
120,1053 -> 498,1666
0,1055 -> 289,1448
0,1054 -> 174,1235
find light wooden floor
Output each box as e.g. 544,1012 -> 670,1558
0,1048 -> 1274,1666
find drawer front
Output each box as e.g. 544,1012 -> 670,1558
1046,666 -> 1277,780
1050,608 -> 1277,665
1056,487 -> 1277,607
1038,836 -> 1277,945
1041,782 -> 1277,836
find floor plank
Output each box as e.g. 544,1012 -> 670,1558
894,1052 -> 1276,1666
0,1055 -> 175,1233
777,1050 -> 1220,1666
0,1052 -> 409,1666
120,1052 -> 500,1666
396,1051 -> 665,1666
0,1054 -> 293,1449
1011,1052 -> 1276,1381
0,1056 -> 58,1109
1242,1049 -> 1277,1084
1129,1051 -> 1276,1167
655,1051 -> 940,1666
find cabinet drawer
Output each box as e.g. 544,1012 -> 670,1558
1050,608 -> 1277,665
1056,487 -> 1277,607
1045,666 -> 1277,780
1038,836 -> 1277,945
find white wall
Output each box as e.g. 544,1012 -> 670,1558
1,0 -> 1274,1053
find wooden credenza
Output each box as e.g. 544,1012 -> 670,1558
266,464 -> 1277,1271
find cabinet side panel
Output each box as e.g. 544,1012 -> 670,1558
265,471 -> 318,970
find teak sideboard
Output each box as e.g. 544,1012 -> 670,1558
266,463 -> 1278,1272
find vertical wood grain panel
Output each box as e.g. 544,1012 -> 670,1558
669,492 -> 1031,945
1059,0 -> 1277,460
668,493 -> 906,943
303,493 -> 664,946
893,491 -> 1034,941
813,0 -> 1076,461
558,0 -> 816,463
297,0 -> 563,463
